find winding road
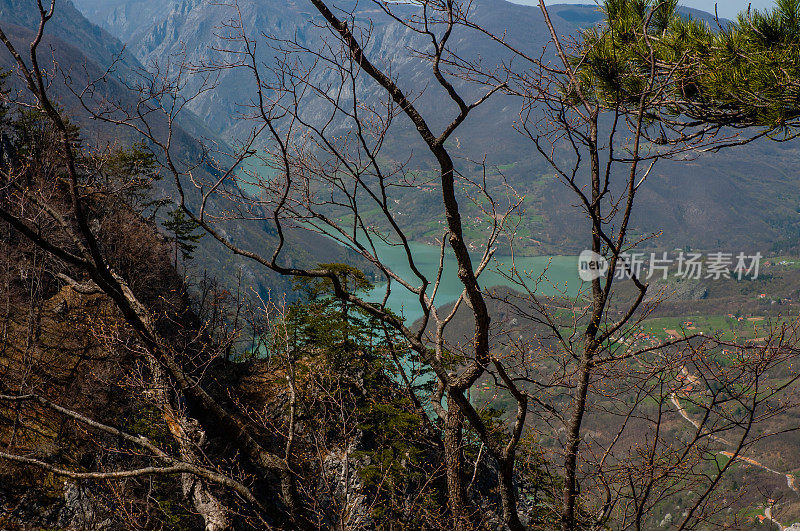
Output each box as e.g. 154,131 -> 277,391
671,366 -> 799,528
763,506 -> 784,530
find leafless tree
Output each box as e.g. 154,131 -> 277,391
481,1 -> 800,528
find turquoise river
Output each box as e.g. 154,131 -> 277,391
360,240 -> 582,325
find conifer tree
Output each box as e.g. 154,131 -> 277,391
163,207 -> 204,263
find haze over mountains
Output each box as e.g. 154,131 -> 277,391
0,0 -> 370,296
8,0 -> 800,256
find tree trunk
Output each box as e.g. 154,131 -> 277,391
149,360 -> 230,530
561,355 -> 592,531
498,456 -> 525,531
445,392 -> 469,530
179,425 -> 230,531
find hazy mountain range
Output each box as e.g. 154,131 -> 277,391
3,0 -> 799,257
0,0 -> 370,297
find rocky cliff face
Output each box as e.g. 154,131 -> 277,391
68,0 -> 720,146
71,0 -> 571,144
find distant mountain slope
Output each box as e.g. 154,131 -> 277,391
0,0 -> 132,73
67,0 -> 724,156
70,0 -> 724,140
71,0 -> 593,143
70,0 -> 800,255
0,0 -> 370,297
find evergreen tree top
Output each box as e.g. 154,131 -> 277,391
573,0 -> 800,136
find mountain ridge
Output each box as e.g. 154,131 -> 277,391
0,0 -> 371,297
67,0 -> 800,255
